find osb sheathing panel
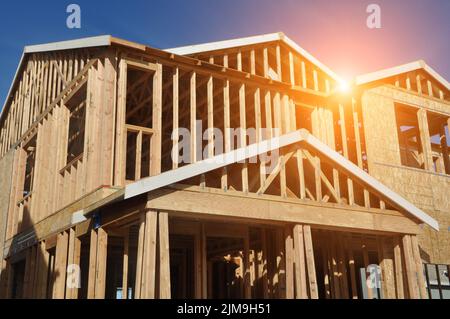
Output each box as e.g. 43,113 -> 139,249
361,90 -> 402,166
366,85 -> 450,115
0,149 -> 14,260
361,86 -> 450,264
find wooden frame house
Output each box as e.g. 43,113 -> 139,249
0,32 -> 448,299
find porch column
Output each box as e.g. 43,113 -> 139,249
402,234 -> 427,299
158,212 -> 171,299
53,231 -> 69,299
87,227 -> 108,299
292,224 -> 318,299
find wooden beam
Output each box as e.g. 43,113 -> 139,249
52,231 -> 68,299
361,236 -> 373,299
239,84 -> 248,192
330,233 -> 341,298
257,151 -> 294,194
190,72 -> 197,163
380,237 -> 396,299
293,225 -> 307,299
263,48 -> 269,78
416,74 -> 422,95
289,52 -> 295,86
148,186 -> 422,235
303,225 -> 318,299
207,75 -> 214,159
402,235 -> 419,299
285,226 -> 295,299
346,235 -> 358,299
66,228 -> 80,299
260,228 -> 269,298
95,227 -> 108,299
243,226 -> 251,298
201,223 -> 207,298
276,45 -> 282,81
411,235 -> 427,299
427,80 -> 433,97
237,51 -> 242,72
151,63 -> 162,176
142,209 -> 158,298
250,50 -> 256,75
393,237 -> 405,298
336,234 -> 349,298
122,228 -> 129,299
87,229 -> 97,299
172,68 -> 179,169
417,109 -> 434,171
158,212 -> 171,299
134,213 -> 145,299
300,61 -> 307,89
222,79 -> 230,190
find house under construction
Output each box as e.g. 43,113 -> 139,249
0,32 -> 449,299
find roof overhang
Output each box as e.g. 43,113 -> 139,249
166,32 -> 342,84
0,35 -> 113,125
356,60 -> 450,91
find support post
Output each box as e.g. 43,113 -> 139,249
303,225 -> 318,299
158,212 -> 171,299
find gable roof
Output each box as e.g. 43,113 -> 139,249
166,32 -> 342,83
0,35 -> 113,125
122,129 -> 439,230
356,60 -> 450,91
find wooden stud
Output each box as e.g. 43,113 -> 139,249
237,51 -> 242,72
361,236 -> 373,299
172,67 -> 179,169
284,226 -> 294,299
293,225 -> 307,299
260,228 -> 269,298
393,237 -> 405,298
95,227 -> 108,299
402,235 -> 419,299
134,213 -> 145,299
221,79 -> 230,190
289,51 -> 295,86
303,225 -> 318,299
263,48 -> 269,78
53,231 -> 69,299
345,235 -> 358,299
416,74 -> 422,95
142,209 -> 157,299
250,50 -> 256,75
207,75 -> 214,159
122,228 -> 129,299
276,45 -> 282,81
239,84 -> 249,192
190,72 -> 197,163
87,229 -> 98,299
158,212 -> 171,299
411,235 -> 427,299
417,109 -> 434,171
243,227 -> 251,298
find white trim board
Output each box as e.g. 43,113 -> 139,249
124,129 -> 439,231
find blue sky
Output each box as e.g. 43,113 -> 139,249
1,0 -> 449,109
